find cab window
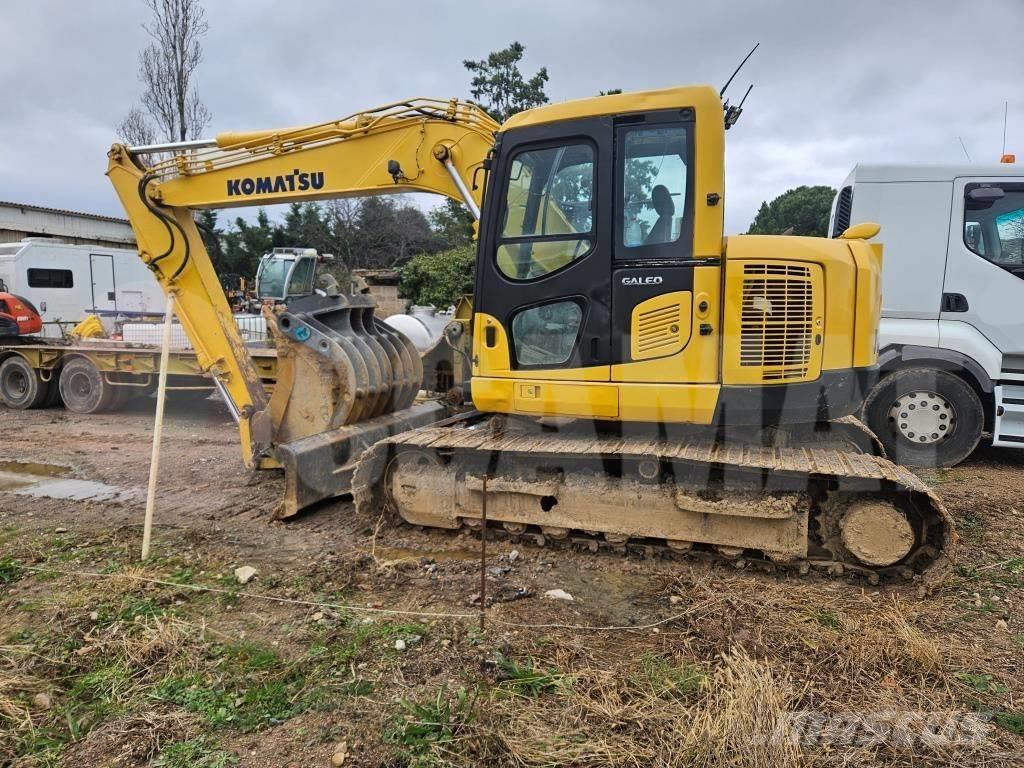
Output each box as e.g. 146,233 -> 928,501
620,125 -> 689,253
287,257 -> 316,297
964,183 -> 1024,272
497,143 -> 594,280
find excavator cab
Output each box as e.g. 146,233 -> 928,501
255,248 -> 335,304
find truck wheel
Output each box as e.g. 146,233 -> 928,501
59,358 -> 115,414
0,356 -> 50,409
862,367 -> 983,468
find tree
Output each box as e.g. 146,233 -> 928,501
463,42 -> 549,123
194,209 -> 223,270
222,209 -> 274,279
428,199 -> 474,248
747,186 -> 837,237
118,0 -> 211,145
353,197 -> 442,269
399,246 -> 477,309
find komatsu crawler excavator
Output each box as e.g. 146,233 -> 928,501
106,85 -> 954,584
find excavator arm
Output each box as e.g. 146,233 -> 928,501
106,98 -> 498,479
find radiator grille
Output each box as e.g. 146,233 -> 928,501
636,302 -> 683,355
740,263 -> 814,381
832,185 -> 853,237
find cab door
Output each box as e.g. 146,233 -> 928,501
944,179 -> 1024,357
608,111 -> 710,384
474,117 -> 613,383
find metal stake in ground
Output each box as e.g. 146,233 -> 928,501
480,472 -> 488,631
141,290 -> 176,561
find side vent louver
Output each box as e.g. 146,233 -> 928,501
629,291 -> 692,361
637,303 -> 682,353
739,263 -> 814,381
832,186 -> 853,238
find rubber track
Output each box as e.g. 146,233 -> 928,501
353,415 -> 956,592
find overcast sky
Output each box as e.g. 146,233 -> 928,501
1,0 -> 1021,234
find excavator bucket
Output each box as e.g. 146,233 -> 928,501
264,294 -> 447,518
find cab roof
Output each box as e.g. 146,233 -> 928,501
500,84 -> 722,131
844,163 -> 1023,185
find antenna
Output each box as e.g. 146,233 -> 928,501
954,137 -> 970,162
720,43 -> 760,98
958,136 -> 972,163
1003,101 -> 1009,156
721,43 -> 759,131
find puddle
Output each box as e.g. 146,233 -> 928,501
0,461 -> 125,502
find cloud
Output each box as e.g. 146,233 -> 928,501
0,0 -> 1021,234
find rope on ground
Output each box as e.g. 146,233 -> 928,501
19,564 -> 707,633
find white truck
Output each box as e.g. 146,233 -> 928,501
0,238 -> 164,334
829,163 -> 1024,466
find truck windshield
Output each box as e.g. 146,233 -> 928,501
257,257 -> 291,299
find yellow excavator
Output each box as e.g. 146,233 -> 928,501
106,85 -> 954,584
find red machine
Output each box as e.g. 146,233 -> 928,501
0,292 -> 43,337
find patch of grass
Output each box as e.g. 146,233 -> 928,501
154,634 -> 375,732
10,728 -> 64,767
0,556 -> 24,585
66,663 -> 133,725
378,621 -> 428,640
993,710 -> 1024,736
152,736 -> 236,768
494,654 -> 565,697
387,686 -> 475,766
804,608 -> 842,630
169,567 -> 197,585
956,510 -> 984,541
116,595 -> 166,623
1000,557 -> 1024,574
153,669 -> 306,731
636,653 -> 705,700
956,671 -> 1008,695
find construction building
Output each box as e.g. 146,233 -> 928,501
0,201 -> 136,250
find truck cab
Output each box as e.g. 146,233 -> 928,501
830,162 -> 1024,465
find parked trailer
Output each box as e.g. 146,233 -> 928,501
0,337 -> 277,413
0,239 -> 165,336
829,162 -> 1023,466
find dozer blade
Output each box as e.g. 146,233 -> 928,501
276,400 -> 446,518
262,293 -> 449,517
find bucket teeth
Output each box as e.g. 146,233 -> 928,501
266,294 -> 424,441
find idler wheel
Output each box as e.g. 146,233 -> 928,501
840,501 -> 915,567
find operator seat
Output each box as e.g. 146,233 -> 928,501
644,184 -> 675,245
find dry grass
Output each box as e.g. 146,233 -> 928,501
62,710 -> 198,766
472,647 -> 805,768
0,669 -> 42,747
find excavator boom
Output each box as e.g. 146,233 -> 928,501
106,98 -> 497,489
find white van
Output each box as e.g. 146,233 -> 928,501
0,239 -> 163,334
829,163 -> 1024,466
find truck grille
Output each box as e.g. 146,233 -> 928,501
739,264 -> 814,381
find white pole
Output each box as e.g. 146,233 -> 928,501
142,291 -> 176,561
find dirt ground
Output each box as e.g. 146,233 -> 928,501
1,398 -> 1022,767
